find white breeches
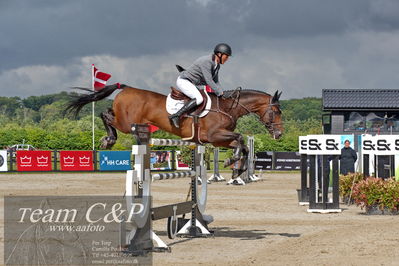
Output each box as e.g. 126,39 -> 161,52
176,76 -> 203,105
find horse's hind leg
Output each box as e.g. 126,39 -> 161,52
100,108 -> 117,149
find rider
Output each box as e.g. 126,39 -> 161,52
168,43 -> 232,128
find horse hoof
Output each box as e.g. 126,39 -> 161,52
100,142 -> 108,149
100,144 -> 107,149
100,136 -> 116,149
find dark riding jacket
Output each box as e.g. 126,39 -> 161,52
179,54 -> 222,95
339,147 -> 357,175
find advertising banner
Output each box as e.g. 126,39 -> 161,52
17,150 -> 52,171
175,151 -> 190,170
150,151 -> 171,170
99,151 -> 131,171
362,135 -> 399,155
299,135 -> 342,155
341,135 -> 355,149
255,152 -> 273,170
0,150 -> 7,171
60,151 -> 94,171
275,152 -> 301,170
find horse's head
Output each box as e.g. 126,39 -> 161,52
220,88 -> 283,139
259,91 -> 283,139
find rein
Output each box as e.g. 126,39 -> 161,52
205,87 -> 242,124
222,91 -> 282,134
204,89 -> 282,134
205,97 -> 235,124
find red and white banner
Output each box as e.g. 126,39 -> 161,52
92,64 -> 111,91
60,151 -> 94,171
17,150 -> 52,171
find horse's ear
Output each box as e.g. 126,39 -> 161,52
272,90 -> 280,103
278,91 -> 282,100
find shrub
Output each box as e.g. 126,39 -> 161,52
339,172 -> 364,199
352,177 -> 399,212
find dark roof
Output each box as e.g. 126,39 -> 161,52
323,89 -> 399,110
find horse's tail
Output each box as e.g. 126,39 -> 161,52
65,83 -> 127,116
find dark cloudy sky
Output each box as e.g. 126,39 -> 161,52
2,0 -> 399,99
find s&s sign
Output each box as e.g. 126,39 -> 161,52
299,135 -> 341,155
362,135 -> 399,155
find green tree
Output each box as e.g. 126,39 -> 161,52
0,96 -> 22,117
280,97 -> 322,121
22,94 -> 56,111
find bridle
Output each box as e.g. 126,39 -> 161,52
218,88 -> 282,135
238,99 -> 282,134
259,102 -> 283,135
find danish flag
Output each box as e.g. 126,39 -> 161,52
92,64 -> 111,91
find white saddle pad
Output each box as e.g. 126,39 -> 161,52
166,90 -> 211,118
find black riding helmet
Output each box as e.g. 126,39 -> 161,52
214,43 -> 232,56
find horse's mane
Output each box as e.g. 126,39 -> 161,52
223,89 -> 271,97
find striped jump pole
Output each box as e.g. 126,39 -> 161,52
149,138 -> 196,148
151,170 -> 196,181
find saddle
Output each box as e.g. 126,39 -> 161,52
170,87 -> 209,116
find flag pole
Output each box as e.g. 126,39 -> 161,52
91,64 -> 95,151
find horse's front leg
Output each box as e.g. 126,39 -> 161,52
223,134 -> 246,167
227,136 -> 249,178
207,130 -> 248,179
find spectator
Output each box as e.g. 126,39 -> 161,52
340,140 -> 357,175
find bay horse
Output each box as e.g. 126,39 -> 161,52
66,84 -> 283,179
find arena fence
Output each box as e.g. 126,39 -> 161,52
0,149 -> 301,172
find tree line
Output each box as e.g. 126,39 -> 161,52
0,91 -> 322,152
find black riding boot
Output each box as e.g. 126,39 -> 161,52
169,99 -> 198,128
